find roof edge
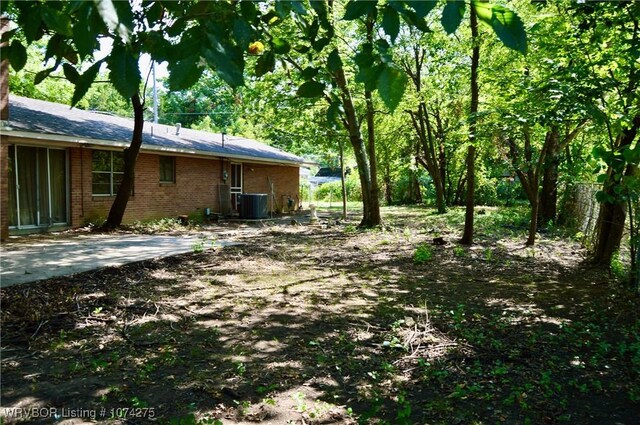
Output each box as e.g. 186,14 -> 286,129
4,129 -> 304,167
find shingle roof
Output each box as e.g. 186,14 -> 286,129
4,95 -> 304,165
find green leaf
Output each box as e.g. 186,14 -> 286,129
71,61 -> 102,106
272,37 -> 291,54
309,0 -> 328,21
145,1 -> 164,24
107,43 -> 141,99
294,44 -> 311,54
354,42 -> 375,67
595,191 -> 614,204
327,48 -> 343,72
623,145 -> 640,164
255,50 -> 276,77
34,69 -> 51,86
312,37 -> 330,52
382,6 -> 400,43
233,19 -> 253,50
73,3 -> 98,58
306,18 -> 320,41
95,0 -> 131,43
143,31 -> 172,63
406,0 -> 437,18
22,5 -> 43,44
297,80 -> 325,98
8,40 -> 27,72
441,1 -> 465,35
311,37 -> 331,52
355,63 -> 383,92
240,1 -> 259,24
473,2 -> 527,54
203,36 -> 245,88
301,66 -> 319,80
377,65 -> 407,112
168,56 -> 204,91
41,5 -> 72,36
343,0 -> 376,20
399,8 -> 430,32
62,63 -> 80,84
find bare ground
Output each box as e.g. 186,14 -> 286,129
1,206 -> 639,424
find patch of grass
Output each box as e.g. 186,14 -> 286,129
453,246 -> 466,257
414,244 -> 434,264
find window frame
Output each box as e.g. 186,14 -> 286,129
92,150 -> 125,196
159,156 -> 176,184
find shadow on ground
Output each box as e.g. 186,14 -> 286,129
1,206 -> 639,424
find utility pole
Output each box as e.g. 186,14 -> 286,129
152,61 -> 158,124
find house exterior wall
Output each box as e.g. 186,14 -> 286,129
73,149 -> 225,225
242,163 -> 300,212
2,138 -> 300,237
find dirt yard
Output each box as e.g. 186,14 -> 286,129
1,206 -> 639,424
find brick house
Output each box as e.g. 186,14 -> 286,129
0,96 -> 304,240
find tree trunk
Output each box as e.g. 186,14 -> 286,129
461,6 -> 480,245
339,138 -> 347,221
103,93 -> 144,230
409,169 -> 422,204
526,187 -> 539,246
333,67 -> 379,228
365,89 -> 382,225
461,145 -> 476,244
539,126 -> 560,225
594,196 -> 628,265
594,114 -> 640,264
383,162 -> 392,206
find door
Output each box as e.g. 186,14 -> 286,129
230,163 -> 242,212
8,145 -> 68,228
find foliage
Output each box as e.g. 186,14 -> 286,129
313,173 -> 362,203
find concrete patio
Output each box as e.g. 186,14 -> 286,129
0,232 -> 232,288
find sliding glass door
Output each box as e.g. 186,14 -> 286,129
8,145 -> 68,228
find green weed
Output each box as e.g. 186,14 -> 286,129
414,244 -> 433,264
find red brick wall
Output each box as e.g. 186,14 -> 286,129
1,17 -> 9,122
0,137 -> 8,240
242,163 -> 300,212
72,149 -> 224,225
71,148 -> 299,225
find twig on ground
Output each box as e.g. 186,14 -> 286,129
30,320 -> 48,339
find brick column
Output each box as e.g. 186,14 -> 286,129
1,16 -> 9,121
1,17 -> 9,239
1,138 -> 8,240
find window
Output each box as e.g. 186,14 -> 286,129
92,150 -> 124,195
159,156 -> 176,183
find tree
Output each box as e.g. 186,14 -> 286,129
572,2 -> 640,268
402,37 -> 448,213
429,0 -> 527,243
